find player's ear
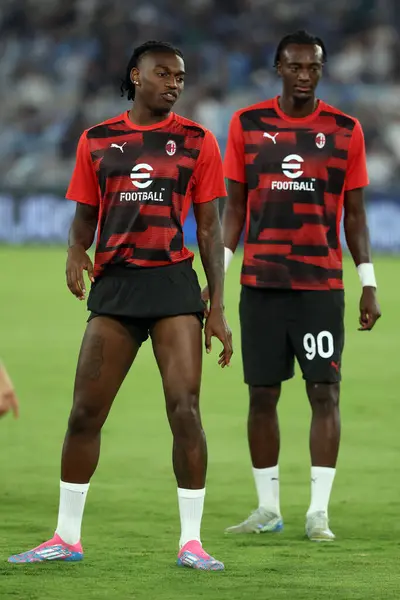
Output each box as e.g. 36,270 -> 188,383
130,68 -> 140,87
275,62 -> 282,78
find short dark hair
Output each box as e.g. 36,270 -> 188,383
274,30 -> 327,67
120,40 -> 184,100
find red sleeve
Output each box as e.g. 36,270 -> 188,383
65,131 -> 100,206
192,130 -> 227,204
223,112 -> 246,183
345,120 -> 369,191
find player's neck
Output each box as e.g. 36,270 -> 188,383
128,105 -> 171,127
278,95 -> 318,119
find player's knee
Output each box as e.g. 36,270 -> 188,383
249,385 -> 281,413
67,403 -> 104,435
308,383 -> 339,414
166,390 -> 201,430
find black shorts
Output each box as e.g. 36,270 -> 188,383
87,260 -> 205,347
240,286 -> 345,386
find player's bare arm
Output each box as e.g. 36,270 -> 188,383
194,199 -> 233,367
66,202 -> 99,300
201,179 -> 247,303
344,187 -> 381,331
223,179 -> 247,253
0,362 -> 19,419
195,199 -> 224,307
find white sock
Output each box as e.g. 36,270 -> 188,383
55,481 -> 90,545
252,465 -> 281,516
177,488 -> 205,548
307,466 -> 336,517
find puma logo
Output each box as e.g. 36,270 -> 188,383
331,361 -> 340,372
263,132 -> 279,144
110,142 -> 127,153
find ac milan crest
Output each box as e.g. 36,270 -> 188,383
166,140 -> 177,156
316,133 -> 326,149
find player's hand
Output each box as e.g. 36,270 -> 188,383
204,307 -> 233,367
0,365 -> 19,419
66,244 -> 95,301
359,287 -> 381,331
201,286 -> 210,317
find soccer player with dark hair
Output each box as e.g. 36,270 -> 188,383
205,30 -> 381,540
9,41 -> 232,570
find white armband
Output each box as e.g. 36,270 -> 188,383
357,263 -> 377,288
224,247 -> 234,273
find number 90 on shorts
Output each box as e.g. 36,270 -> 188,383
303,331 -> 334,360
239,288 -> 345,386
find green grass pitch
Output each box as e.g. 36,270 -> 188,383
1,247 -> 399,599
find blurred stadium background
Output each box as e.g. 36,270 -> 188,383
1,0 -> 400,247
1,1 -> 400,599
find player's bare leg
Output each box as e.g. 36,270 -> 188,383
248,385 -> 281,468
151,314 -> 223,571
152,316 -> 205,490
61,317 -> 138,483
8,316 -> 139,563
305,382 -> 340,541
308,382 -> 340,468
225,384 -> 283,534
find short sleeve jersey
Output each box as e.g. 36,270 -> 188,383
224,96 -> 369,290
66,111 -> 226,277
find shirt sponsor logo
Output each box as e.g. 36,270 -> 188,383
119,191 -> 163,202
130,163 -> 153,189
271,154 -> 316,191
281,154 -> 304,179
271,180 -> 316,191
